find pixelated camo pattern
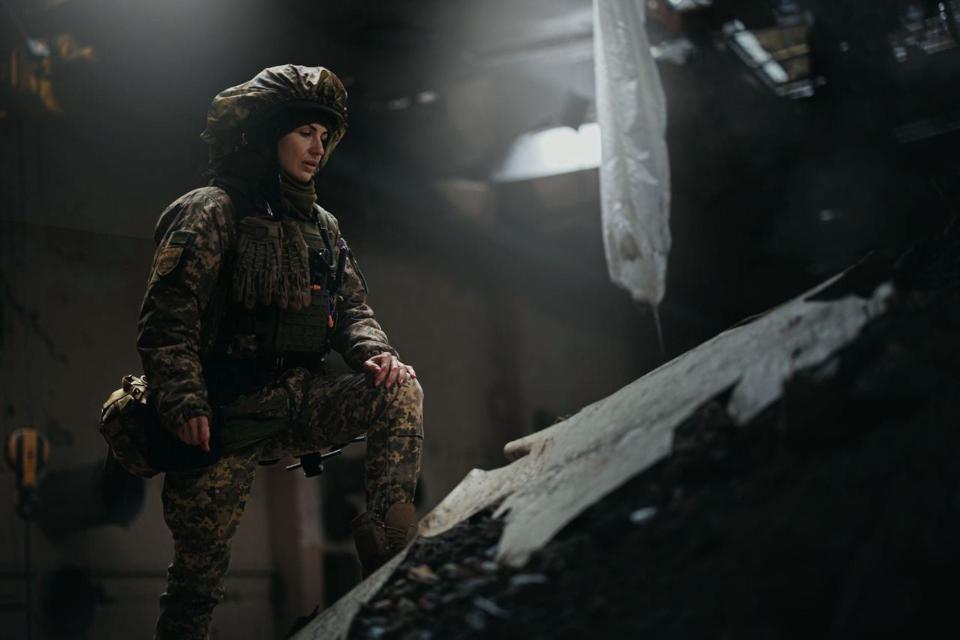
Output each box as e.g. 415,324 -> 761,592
156,447 -> 259,640
137,186 -> 397,433
258,369 -> 424,519
132,110 -> 411,635
137,188 -> 237,433
155,372 -> 423,639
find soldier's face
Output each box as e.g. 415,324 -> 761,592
277,122 -> 329,182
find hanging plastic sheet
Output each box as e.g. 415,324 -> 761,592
593,0 -> 671,306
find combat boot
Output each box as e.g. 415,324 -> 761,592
351,502 -> 417,578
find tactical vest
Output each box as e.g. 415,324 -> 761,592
205,210 -> 349,404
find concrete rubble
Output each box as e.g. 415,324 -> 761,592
295,269 -> 894,640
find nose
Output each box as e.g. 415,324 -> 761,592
310,134 -> 324,159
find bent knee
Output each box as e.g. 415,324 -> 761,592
396,379 -> 423,418
382,379 -> 423,438
401,378 -> 423,405
380,376 -> 422,405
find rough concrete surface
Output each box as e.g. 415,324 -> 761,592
435,272 -> 891,568
341,222 -> 960,639
290,547 -> 411,640
295,263 -> 895,638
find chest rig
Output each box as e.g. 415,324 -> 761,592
210,209 -> 349,387
273,216 -> 346,356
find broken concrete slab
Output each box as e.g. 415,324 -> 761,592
294,272 -> 893,638
290,547 -> 411,640
422,274 -> 893,569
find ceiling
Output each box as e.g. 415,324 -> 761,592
2,0 -> 959,349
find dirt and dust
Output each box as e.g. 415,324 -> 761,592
347,220 -> 960,640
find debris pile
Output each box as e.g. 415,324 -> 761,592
302,221 -> 960,640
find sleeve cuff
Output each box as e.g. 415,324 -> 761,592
348,344 -> 399,370
158,401 -> 212,433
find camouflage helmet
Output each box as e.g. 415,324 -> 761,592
201,64 -> 348,168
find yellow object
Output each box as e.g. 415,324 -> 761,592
5,428 -> 50,489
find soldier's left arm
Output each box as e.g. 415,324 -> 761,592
322,213 -> 398,371
330,245 -> 399,370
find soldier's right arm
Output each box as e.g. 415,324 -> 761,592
137,190 -> 230,432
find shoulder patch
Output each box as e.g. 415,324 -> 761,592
155,246 -> 185,277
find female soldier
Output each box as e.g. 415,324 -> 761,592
136,64 -> 423,639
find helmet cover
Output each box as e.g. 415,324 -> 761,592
201,64 -> 348,168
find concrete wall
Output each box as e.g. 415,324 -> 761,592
0,222 -> 277,638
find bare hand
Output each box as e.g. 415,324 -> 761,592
362,353 -> 417,389
176,415 -> 211,452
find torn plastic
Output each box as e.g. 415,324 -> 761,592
593,0 -> 672,305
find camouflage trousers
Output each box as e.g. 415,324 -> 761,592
155,370 -> 423,640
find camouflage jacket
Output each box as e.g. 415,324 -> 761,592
136,186 -> 396,432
